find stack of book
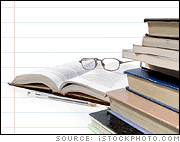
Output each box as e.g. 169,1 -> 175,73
88,18 -> 179,134
122,18 -> 179,78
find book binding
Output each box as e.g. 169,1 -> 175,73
124,68 -> 179,91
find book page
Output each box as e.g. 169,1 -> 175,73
68,62 -> 138,93
31,61 -> 90,90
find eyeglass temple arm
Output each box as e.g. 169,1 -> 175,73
121,60 -> 133,63
122,61 -> 143,67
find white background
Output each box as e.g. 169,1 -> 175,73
1,1 -> 179,136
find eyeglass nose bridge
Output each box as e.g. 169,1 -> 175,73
94,58 -> 105,69
94,58 -> 102,61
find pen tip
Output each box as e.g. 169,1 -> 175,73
88,102 -> 96,107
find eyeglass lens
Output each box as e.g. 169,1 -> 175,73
81,58 -> 120,71
81,58 -> 96,70
102,58 -> 120,71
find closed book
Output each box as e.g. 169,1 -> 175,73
133,45 -> 179,59
122,49 -> 179,71
124,68 -> 179,111
106,88 -> 179,134
126,86 -> 178,113
142,35 -> 179,51
87,124 -> 104,134
107,109 -> 151,134
144,18 -> 179,38
142,63 -> 179,78
89,109 -> 145,134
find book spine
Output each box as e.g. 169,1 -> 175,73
126,86 -> 179,113
107,108 -> 152,134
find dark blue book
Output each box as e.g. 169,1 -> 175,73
124,68 -> 179,112
107,109 -> 151,134
89,109 -> 150,134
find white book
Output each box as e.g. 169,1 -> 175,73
142,35 -> 179,51
122,49 -> 179,71
133,45 -> 179,59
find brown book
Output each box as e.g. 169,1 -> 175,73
106,88 -> 179,134
144,18 -> 179,38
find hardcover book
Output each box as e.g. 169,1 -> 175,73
144,18 -> 179,38
142,63 -> 179,78
89,109 -> 146,134
87,124 -> 104,134
142,34 -> 179,51
133,44 -> 179,59
122,49 -> 179,71
124,68 -> 179,111
106,88 -> 179,134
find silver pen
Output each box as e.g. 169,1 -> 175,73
27,91 -> 96,107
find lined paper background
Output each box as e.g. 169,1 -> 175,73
1,1 -> 179,134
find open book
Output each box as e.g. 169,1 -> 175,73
9,61 -> 136,105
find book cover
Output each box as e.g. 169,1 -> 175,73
126,86 -> 179,113
124,68 -> 179,91
144,18 -> 179,22
124,68 -> 179,110
144,18 -> 179,38
107,109 -> 151,134
106,88 -> 179,134
89,109 -> 144,134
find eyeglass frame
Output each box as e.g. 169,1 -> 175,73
79,58 -> 132,71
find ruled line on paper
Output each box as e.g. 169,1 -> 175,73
1,127 -> 88,129
1,22 -> 144,23
1,52 -> 122,53
2,97 -> 32,98
1,67 -> 49,68
1,37 -> 142,38
2,111 -> 92,113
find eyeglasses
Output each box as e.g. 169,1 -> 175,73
79,58 -> 132,71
